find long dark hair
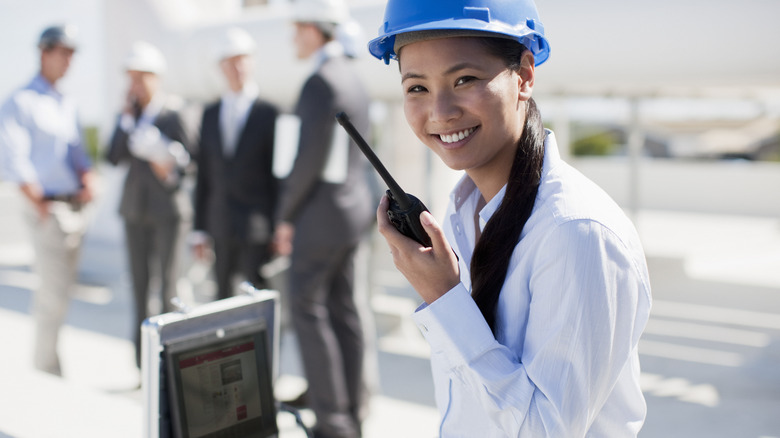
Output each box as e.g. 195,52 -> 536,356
469,38 -> 546,334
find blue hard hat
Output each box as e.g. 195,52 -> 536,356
368,0 -> 550,66
38,24 -> 79,50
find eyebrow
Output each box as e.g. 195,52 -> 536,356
401,62 -> 484,82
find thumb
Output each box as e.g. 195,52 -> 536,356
420,211 -> 448,250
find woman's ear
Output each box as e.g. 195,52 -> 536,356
517,51 -> 535,101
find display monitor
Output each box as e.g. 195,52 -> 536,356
164,320 -> 277,438
141,287 -> 280,438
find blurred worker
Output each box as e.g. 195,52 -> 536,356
0,24 -> 96,376
271,1 -> 375,436
106,41 -> 194,367
191,27 -> 279,300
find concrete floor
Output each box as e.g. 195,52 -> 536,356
1,178 -> 779,437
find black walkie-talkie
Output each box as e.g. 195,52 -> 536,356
336,112 -> 432,247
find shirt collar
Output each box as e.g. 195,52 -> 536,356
30,74 -> 61,98
541,129 -> 560,179
222,82 -> 259,103
448,129 -> 560,231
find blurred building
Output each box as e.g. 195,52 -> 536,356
1,0 -> 779,217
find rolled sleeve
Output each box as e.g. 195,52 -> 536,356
0,99 -> 36,183
67,140 -> 92,175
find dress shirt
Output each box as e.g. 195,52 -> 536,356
412,131 -> 652,437
0,74 -> 90,196
220,82 -> 258,157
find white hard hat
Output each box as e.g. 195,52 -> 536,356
336,20 -> 364,58
124,41 -> 167,75
292,0 -> 349,25
216,27 -> 256,61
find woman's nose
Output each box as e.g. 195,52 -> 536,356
429,91 -> 461,124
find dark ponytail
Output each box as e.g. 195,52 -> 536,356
470,39 -> 546,334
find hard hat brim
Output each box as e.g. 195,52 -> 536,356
368,18 -> 550,66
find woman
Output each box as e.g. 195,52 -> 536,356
106,41 -> 193,368
368,1 -> 652,436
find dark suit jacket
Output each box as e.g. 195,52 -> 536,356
194,98 -> 279,243
106,99 -> 194,223
277,54 -> 375,251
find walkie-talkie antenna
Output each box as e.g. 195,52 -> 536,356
335,112 -> 412,210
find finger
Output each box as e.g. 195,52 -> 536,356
376,195 -> 408,259
376,195 -> 398,240
419,211 -> 447,251
376,195 -> 389,225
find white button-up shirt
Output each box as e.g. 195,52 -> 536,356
219,82 -> 258,157
413,131 -> 652,437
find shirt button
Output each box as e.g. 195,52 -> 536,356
419,323 -> 429,333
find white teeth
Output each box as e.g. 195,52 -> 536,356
439,128 -> 475,144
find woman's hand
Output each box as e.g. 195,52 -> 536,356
377,195 -> 460,304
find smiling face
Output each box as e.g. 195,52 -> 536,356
399,36 -> 535,198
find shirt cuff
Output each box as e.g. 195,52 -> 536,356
188,230 -> 210,246
6,164 -> 36,185
412,283 -> 497,369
